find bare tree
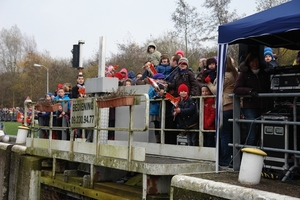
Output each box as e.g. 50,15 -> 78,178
255,0 -> 289,12
255,0 -> 292,67
202,0 -> 241,42
171,0 -> 203,56
0,25 -> 37,73
106,35 -> 145,74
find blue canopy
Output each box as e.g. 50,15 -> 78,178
214,0 -> 300,170
218,0 -> 300,50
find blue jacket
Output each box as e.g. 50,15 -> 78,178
128,70 -> 137,84
148,87 -> 161,115
53,95 -> 71,113
156,64 -> 172,77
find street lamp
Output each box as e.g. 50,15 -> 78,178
34,64 -> 49,93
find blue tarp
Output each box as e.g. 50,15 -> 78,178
214,0 -> 300,171
218,0 -> 300,50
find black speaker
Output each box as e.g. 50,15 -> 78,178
238,44 -> 264,65
261,114 -> 293,170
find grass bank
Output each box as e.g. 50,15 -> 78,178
1,122 -> 22,135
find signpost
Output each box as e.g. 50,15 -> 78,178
71,98 -> 96,128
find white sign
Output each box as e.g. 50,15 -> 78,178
71,98 -> 96,128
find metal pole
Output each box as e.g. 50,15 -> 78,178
78,40 -> 85,69
98,36 -> 106,78
34,64 -> 49,94
46,68 -> 49,93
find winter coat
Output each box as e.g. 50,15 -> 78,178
146,42 -> 161,66
71,83 -> 85,98
203,68 -> 217,83
168,68 -> 199,96
207,71 -> 236,111
196,66 -> 206,95
234,62 -> 271,110
203,97 -> 215,130
156,64 -> 172,77
165,66 -> 178,83
128,70 -> 136,84
141,69 -> 152,80
173,97 -> 198,129
119,68 -> 128,79
148,87 -> 161,116
53,95 -> 71,113
264,60 -> 279,74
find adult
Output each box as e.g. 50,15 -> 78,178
165,54 -> 180,84
207,56 -> 238,166
234,52 -> 271,146
196,58 -> 207,95
166,57 -> 198,97
164,54 -> 181,144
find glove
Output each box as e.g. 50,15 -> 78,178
250,90 -> 258,97
205,76 -> 211,83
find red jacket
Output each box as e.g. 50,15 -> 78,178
203,97 -> 215,130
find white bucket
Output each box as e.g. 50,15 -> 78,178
238,148 -> 267,185
0,130 -> 4,141
16,126 -> 30,144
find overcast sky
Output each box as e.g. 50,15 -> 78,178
0,0 -> 256,61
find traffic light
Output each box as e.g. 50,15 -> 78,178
72,44 -> 80,68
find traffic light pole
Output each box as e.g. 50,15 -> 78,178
78,40 -> 85,69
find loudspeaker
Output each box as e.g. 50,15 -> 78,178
238,44 -> 264,65
261,115 -> 293,170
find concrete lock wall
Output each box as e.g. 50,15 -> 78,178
0,143 -> 41,200
0,143 -> 12,200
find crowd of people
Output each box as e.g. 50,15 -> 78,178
0,107 -> 23,122
19,41 -> 300,168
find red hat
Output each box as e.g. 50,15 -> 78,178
114,72 -> 123,80
176,50 -> 185,57
178,84 -> 189,95
57,84 -> 63,89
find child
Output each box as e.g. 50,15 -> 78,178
146,42 -> 161,67
172,84 -> 199,146
155,54 -> 172,77
175,50 -> 184,58
124,79 -> 133,86
38,92 -> 54,138
264,47 -> 278,74
203,57 -> 217,84
72,74 -> 86,98
54,87 -> 71,140
201,85 -> 216,147
148,73 -> 166,143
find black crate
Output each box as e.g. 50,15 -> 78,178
261,115 -> 293,170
